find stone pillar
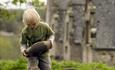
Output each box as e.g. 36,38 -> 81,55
63,6 -> 73,60
47,0 -> 69,60
82,0 -> 96,63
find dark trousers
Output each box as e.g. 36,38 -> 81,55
27,53 -> 51,70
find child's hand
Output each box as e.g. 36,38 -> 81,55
21,49 -> 29,57
20,46 -> 28,57
23,50 -> 27,56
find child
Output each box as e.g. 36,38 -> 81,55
20,8 -> 54,70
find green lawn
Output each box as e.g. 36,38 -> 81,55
0,34 -> 20,59
0,58 -> 114,70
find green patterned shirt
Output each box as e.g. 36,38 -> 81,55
20,22 -> 54,47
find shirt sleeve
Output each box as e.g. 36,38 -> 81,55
44,23 -> 55,48
20,32 -> 27,45
20,31 -> 28,51
20,27 -> 28,45
45,23 -> 54,37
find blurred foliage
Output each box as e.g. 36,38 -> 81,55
0,9 -> 15,22
0,58 -> 114,70
32,0 -> 45,8
0,9 -> 23,33
12,0 -> 26,4
12,0 -> 45,7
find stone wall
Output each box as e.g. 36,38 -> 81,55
93,49 -> 115,66
92,0 -> 115,65
93,0 -> 115,48
68,2 -> 84,61
47,0 -> 115,65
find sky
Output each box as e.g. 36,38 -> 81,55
0,0 -> 10,2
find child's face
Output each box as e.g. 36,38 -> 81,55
26,22 -> 36,29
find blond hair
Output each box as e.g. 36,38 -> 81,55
23,8 -> 40,25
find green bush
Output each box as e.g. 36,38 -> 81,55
0,58 -> 114,70
0,58 -> 27,70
